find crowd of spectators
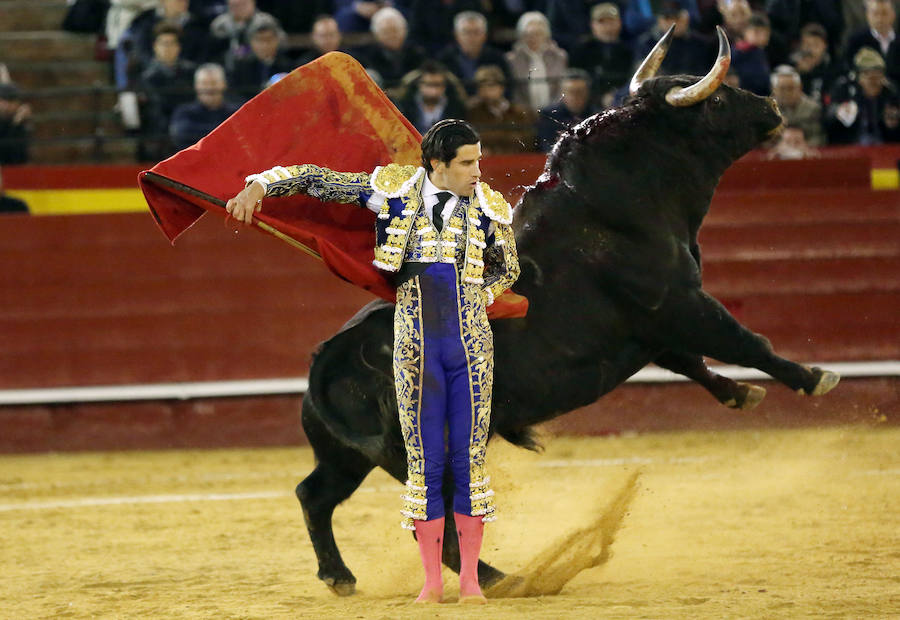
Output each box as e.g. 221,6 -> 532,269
4,0 -> 900,165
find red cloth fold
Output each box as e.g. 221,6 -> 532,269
139,52 -> 527,318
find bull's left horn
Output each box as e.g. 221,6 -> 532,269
629,24 -> 675,97
664,26 -> 731,107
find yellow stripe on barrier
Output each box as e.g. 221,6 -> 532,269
871,168 -> 899,190
5,169 -> 899,216
8,189 -> 148,215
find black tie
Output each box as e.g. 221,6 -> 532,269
433,191 -> 452,232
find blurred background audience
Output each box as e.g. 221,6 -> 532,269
13,0 -> 900,166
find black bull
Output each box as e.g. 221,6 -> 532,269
295,29 -> 839,595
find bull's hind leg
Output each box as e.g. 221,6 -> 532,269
296,458 -> 373,595
653,289 -> 839,395
654,350 -> 766,409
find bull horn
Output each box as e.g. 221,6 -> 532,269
629,25 -> 675,97
665,26 -> 731,107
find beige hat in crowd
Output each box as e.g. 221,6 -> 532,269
591,3 -> 620,20
854,47 -> 886,72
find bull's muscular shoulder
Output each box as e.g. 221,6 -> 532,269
370,163 -> 424,197
476,181 -> 512,224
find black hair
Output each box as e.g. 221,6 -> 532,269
420,119 -> 480,172
153,21 -> 183,41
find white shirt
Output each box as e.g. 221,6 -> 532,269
871,27 -> 896,56
420,173 -> 460,228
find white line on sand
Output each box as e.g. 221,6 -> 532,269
537,456 -> 710,468
0,491 -> 291,513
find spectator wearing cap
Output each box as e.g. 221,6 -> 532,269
437,11 -> 513,95
635,1 -> 715,78
394,60 -> 468,134
208,0 -> 280,70
228,17 -> 294,101
535,68 -> 597,152
138,23 -> 198,160
791,23 -> 839,105
570,3 -> 634,105
770,65 -> 825,146
297,15 -> 344,66
825,47 -> 900,144
731,11 -> 774,95
0,82 -> 30,165
505,11 -> 569,111
622,0 -> 700,40
0,166 -> 28,214
355,7 -> 426,93
170,63 -> 241,150
466,65 -> 537,155
845,0 -> 900,86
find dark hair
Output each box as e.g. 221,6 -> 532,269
800,22 -> 827,41
418,59 -> 448,77
420,119 -> 480,172
153,22 -> 182,41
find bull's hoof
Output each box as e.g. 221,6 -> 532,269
319,570 -> 357,596
805,367 -> 841,396
736,383 -> 766,410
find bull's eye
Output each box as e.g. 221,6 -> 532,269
712,96 -> 722,105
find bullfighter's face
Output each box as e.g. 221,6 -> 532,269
430,142 -> 482,198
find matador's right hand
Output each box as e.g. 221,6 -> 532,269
225,181 -> 265,225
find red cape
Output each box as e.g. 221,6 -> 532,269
139,52 -> 527,318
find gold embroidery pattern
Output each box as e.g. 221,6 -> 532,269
476,181 -> 513,224
264,164 -> 370,203
462,202 -> 486,285
371,164 -> 422,196
484,223 -> 521,301
374,175 -> 424,272
394,277 -> 428,529
457,281 -> 496,521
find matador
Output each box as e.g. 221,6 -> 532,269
226,120 -> 520,604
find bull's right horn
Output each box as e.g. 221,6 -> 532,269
628,25 -> 675,97
664,26 -> 731,107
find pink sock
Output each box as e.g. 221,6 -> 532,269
455,512 -> 485,599
414,517 -> 444,602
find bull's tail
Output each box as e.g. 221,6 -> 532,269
497,426 -> 544,453
304,311 -> 396,465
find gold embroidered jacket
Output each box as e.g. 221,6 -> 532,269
247,163 -> 520,303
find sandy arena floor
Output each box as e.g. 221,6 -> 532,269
1,425 -> 898,619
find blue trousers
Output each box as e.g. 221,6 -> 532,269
395,263 -> 495,529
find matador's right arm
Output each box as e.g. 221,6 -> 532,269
246,164 -> 373,206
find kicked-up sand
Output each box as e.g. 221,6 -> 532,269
1,425 -> 898,619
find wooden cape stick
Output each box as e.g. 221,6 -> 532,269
142,171 -> 323,260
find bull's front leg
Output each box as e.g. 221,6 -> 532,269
654,350 -> 766,409
649,288 -> 839,396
